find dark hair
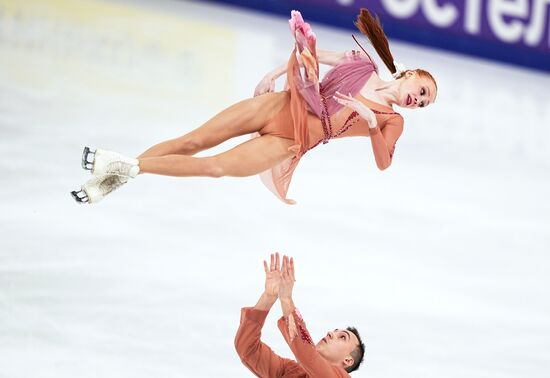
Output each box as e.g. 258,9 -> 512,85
345,326 -> 365,373
355,8 -> 437,92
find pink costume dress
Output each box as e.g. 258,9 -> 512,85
257,11 -> 404,204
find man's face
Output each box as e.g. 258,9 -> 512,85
315,329 -> 359,368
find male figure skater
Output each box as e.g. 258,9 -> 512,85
235,253 -> 365,377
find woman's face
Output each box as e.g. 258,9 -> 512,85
397,71 -> 437,109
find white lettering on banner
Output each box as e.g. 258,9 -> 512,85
423,0 -> 459,27
375,0 -> 550,50
464,0 -> 483,34
488,0 -> 529,43
335,0 -> 355,5
381,0 -> 421,19
524,0 -> 550,46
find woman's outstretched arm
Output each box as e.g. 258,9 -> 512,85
317,49 -> 347,66
255,49 -> 347,96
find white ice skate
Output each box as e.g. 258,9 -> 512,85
71,174 -> 128,204
81,146 -> 139,178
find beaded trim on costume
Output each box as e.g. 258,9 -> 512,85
372,109 -> 398,115
319,84 -> 333,144
306,101 -> 398,154
286,309 -> 315,345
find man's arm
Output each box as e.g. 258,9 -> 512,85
235,253 -> 294,377
277,256 -> 350,377
278,255 -> 296,318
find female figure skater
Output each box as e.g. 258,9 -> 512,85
71,8 -> 437,205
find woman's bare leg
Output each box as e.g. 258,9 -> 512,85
139,135 -> 295,177
138,92 -> 288,158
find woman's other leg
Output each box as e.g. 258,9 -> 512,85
139,135 -> 295,178
138,92 -> 288,158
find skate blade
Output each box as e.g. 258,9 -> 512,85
70,190 -> 89,204
81,146 -> 96,171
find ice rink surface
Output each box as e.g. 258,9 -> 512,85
0,0 -> 549,377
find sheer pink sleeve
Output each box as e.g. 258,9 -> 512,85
289,10 -> 322,119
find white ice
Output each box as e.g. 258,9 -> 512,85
0,0 -> 549,377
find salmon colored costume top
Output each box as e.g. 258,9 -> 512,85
235,307 -> 352,377
257,11 -> 404,204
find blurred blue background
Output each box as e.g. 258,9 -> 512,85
207,0 -> 550,72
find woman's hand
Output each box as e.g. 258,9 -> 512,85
254,75 -> 276,97
263,252 -> 282,299
333,91 -> 378,128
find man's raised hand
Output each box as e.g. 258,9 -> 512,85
279,255 -> 295,300
263,252 -> 282,299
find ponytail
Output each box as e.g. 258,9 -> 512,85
355,8 -> 438,94
354,8 -> 398,76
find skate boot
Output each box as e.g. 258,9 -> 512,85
71,174 -> 129,204
81,146 -> 140,178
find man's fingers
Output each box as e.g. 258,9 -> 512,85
275,252 -> 280,271
264,260 -> 268,274
283,255 -> 291,278
280,256 -> 295,282
288,257 -> 295,281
